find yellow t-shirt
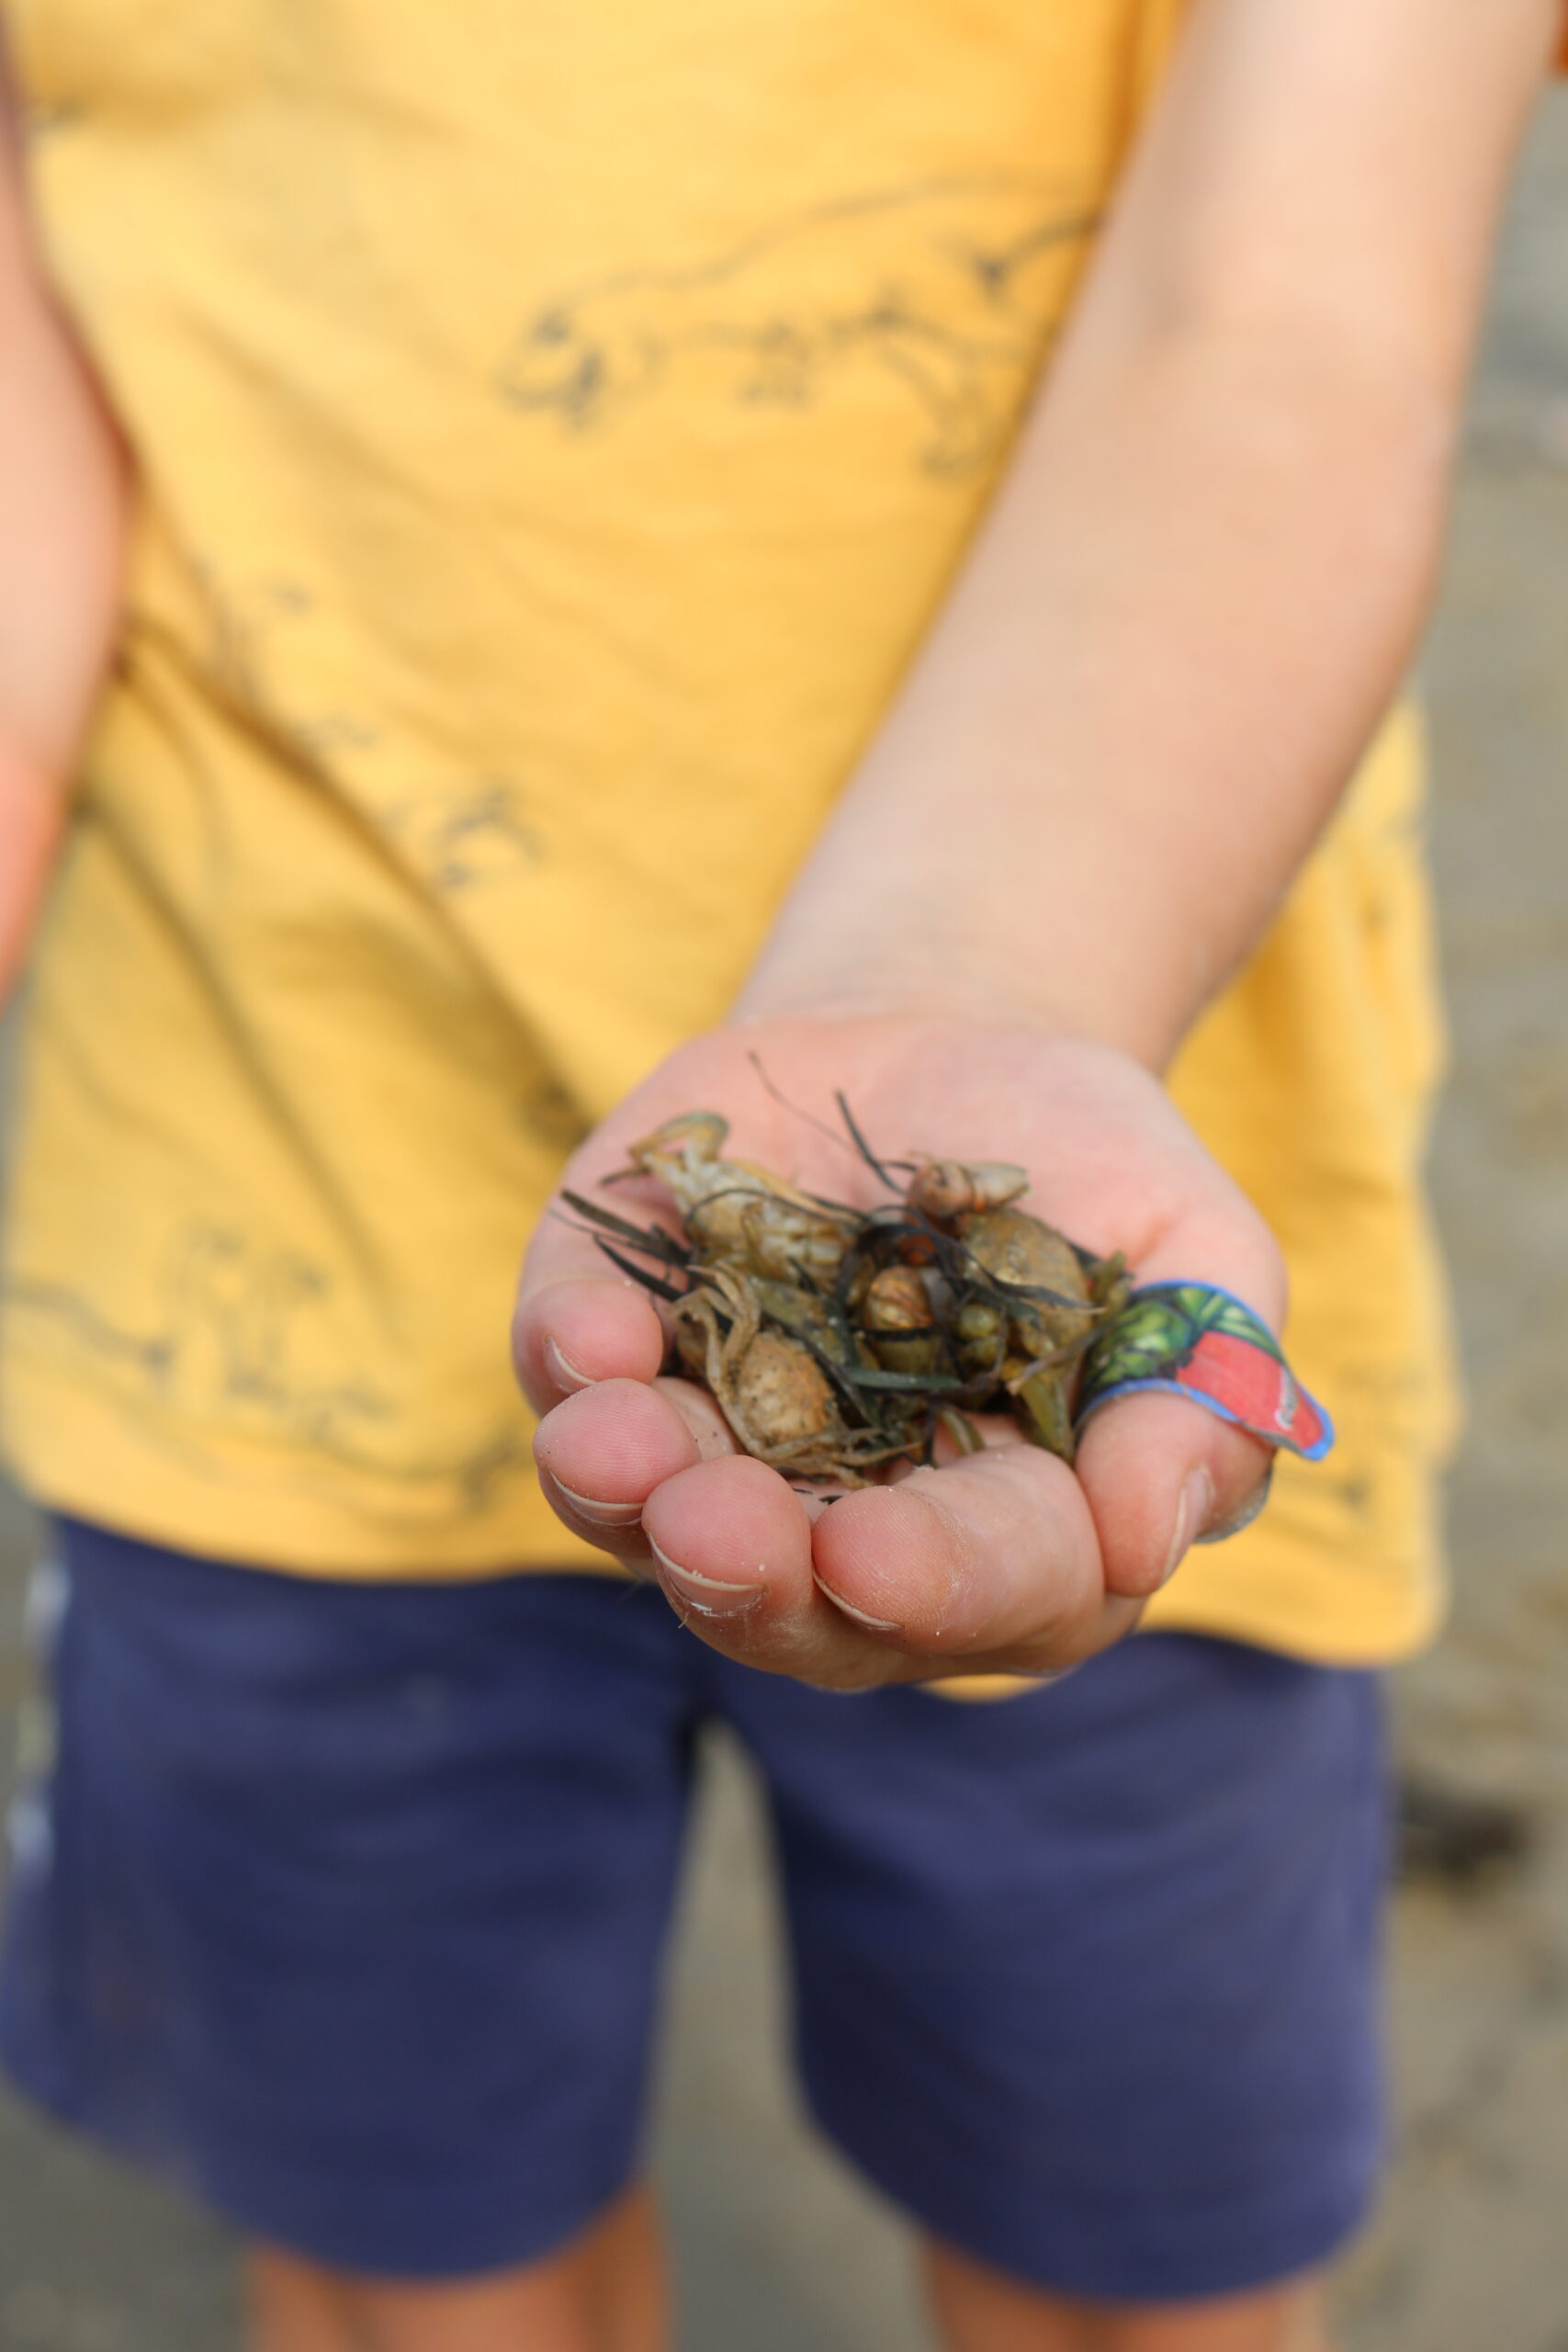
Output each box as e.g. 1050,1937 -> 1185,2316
0,0 -> 1456,1664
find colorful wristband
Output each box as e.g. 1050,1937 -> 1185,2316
1076,1282 -> 1334,1463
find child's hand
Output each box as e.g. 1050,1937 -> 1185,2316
0,744 -> 69,1005
514,1013 -> 1279,1689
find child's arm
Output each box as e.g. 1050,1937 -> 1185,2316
516,0 -> 1558,1690
739,0 -> 1560,1065
0,41 -> 127,1000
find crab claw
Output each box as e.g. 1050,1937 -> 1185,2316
625,1109 -> 730,1182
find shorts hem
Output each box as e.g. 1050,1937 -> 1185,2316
0,2029 -> 638,2283
804,2079 -> 1379,2305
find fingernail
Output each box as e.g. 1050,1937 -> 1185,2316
813,1574 -> 903,1634
547,1477 -> 644,1529
1196,1464 -> 1275,1546
649,1537 -> 763,1617
546,1337 -> 596,1393
1162,1466 -> 1214,1587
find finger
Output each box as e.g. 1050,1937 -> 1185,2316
513,1136 -> 690,1409
640,1453 -> 812,1633
513,1272 -> 667,1412
531,1374 -> 737,1564
644,1429 -> 1137,1687
810,1440 -> 1137,1672
1073,1390 -> 1273,1600
638,1454 -> 953,1690
1071,1175 -> 1287,1598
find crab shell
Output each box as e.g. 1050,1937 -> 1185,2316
701,1195 -> 852,1285
628,1112 -> 851,1283
670,1276 -> 877,1476
961,1206 -> 1095,1340
907,1158 -> 1029,1227
862,1264 -> 942,1376
960,1206 -> 1101,1463
728,1329 -> 841,1453
626,1111 -> 796,1216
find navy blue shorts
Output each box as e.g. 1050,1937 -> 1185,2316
0,1516 -> 1388,2301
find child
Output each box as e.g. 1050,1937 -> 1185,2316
0,4 -> 1561,2347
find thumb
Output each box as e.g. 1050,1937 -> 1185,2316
0,740 -> 66,1004
1074,1386 -> 1275,1600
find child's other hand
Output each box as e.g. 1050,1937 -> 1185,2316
0,744 -> 69,1005
514,1015 -> 1279,1690
0,70 -> 129,1001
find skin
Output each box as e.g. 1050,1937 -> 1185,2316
0,37 -> 126,993
247,2188 -> 667,2352
0,1 -> 1557,2346
923,2242 -> 1333,2352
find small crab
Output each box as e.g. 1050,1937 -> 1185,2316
670,1265 -> 905,1485
960,1206 -> 1129,1461
905,1158 -> 1029,1227
573,1097 -> 1134,1476
861,1264 -> 942,1377
621,1112 -> 853,1284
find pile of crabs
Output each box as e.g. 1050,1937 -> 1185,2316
564,1101 -> 1133,1487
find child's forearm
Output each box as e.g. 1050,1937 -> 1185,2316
739,0 -> 1557,1069
739,329 -> 1450,1068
